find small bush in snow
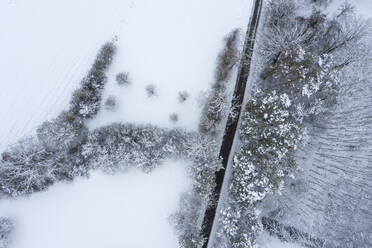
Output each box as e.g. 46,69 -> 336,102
169,113 -> 179,123
145,84 -> 157,97
178,91 -> 189,103
105,95 -> 117,111
0,217 -> 14,248
116,72 -> 130,86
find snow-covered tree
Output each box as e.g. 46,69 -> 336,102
0,137 -> 56,196
70,42 -> 116,119
0,217 -> 13,248
199,29 -> 240,136
232,90 -> 303,205
36,111 -> 88,152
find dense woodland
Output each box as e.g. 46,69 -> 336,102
214,0 -> 372,247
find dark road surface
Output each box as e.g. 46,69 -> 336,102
200,0 -> 263,247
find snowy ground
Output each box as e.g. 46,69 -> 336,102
0,0 -> 112,151
0,160 -> 190,248
349,0 -> 372,18
323,0 -> 372,18
257,232 -> 304,248
0,0 -> 251,152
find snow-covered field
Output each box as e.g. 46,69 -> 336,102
0,161 -> 190,248
258,233 -> 304,248
348,0 -> 372,18
0,0 -> 252,151
0,0 -> 112,151
325,0 -> 372,18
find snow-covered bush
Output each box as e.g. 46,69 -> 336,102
169,113 -> 178,123
104,95 -> 117,111
116,72 -> 130,86
145,84 -> 157,97
0,218 -> 14,248
178,91 -> 189,103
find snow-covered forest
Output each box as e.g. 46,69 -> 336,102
211,0 -> 372,247
0,0 -> 371,248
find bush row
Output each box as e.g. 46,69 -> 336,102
69,42 -> 116,120
0,217 -> 13,248
199,29 -> 240,136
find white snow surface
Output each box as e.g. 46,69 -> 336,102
0,160 -> 190,248
0,0 -> 113,151
0,0 -> 252,152
350,0 -> 372,18
257,232 -> 304,248
325,0 -> 372,18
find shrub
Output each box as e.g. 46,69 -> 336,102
116,72 -> 130,86
145,84 -> 157,97
178,91 -> 190,103
0,217 -> 14,248
169,113 -> 179,123
105,95 -> 117,111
